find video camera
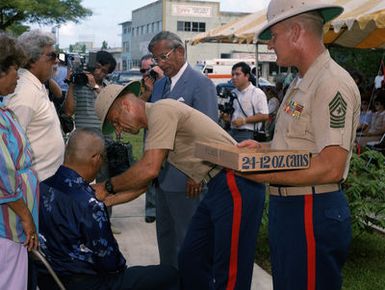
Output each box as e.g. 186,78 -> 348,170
59,52 -> 97,86
218,90 -> 237,116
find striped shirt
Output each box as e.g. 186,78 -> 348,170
0,106 -> 39,243
73,85 -> 101,130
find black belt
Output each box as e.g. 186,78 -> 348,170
231,128 -> 254,132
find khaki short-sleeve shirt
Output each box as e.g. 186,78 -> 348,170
271,50 -> 360,179
144,99 -> 236,182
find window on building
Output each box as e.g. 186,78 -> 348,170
199,22 -> 206,32
184,22 -> 191,31
122,41 -> 129,53
147,24 -> 150,33
123,60 -> 127,71
192,22 -> 199,32
177,21 -> 183,31
177,21 -> 206,32
152,22 -> 155,33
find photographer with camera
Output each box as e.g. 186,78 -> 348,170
139,54 -> 164,102
64,51 -> 116,128
228,62 -> 269,142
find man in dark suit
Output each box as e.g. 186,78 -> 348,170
148,31 -> 218,268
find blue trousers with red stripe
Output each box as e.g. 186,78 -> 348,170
178,170 -> 265,290
269,190 -> 351,290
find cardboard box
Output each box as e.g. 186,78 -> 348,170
195,142 -> 311,172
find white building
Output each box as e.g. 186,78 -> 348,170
120,0 -> 256,70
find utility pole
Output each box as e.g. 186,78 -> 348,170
51,25 -> 61,48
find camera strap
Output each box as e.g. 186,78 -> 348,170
234,93 -> 258,133
251,104 -> 257,133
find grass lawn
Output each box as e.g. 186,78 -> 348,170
119,130 -> 145,161
255,218 -> 385,290
342,231 -> 385,290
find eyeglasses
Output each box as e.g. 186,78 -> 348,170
152,48 -> 175,63
44,51 -> 58,61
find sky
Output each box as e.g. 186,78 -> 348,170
32,0 -> 270,49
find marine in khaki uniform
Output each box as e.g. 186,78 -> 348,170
238,1 -> 360,290
93,82 -> 266,290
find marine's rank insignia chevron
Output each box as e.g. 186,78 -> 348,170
329,92 -> 347,128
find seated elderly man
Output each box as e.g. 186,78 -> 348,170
38,128 -> 179,290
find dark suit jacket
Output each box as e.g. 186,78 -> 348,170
151,63 -> 218,192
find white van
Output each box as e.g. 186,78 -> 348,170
194,59 -> 256,85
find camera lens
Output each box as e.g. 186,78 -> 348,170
148,69 -> 158,80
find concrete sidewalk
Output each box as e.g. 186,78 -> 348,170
111,195 -> 273,290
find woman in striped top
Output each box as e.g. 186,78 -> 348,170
0,33 -> 39,290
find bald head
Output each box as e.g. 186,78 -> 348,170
65,128 -> 105,165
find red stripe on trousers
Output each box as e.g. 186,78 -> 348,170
225,169 -> 243,290
304,195 -> 316,290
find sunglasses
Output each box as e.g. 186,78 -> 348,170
44,51 -> 58,61
152,48 -> 175,63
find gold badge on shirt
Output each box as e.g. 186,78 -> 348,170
283,99 -> 304,119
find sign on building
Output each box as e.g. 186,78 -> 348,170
172,4 -> 212,18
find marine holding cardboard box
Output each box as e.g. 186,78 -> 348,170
93,81 -> 266,290
238,0 -> 360,289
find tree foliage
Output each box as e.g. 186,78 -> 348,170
0,0 -> 92,32
344,150 -> 385,236
329,46 -> 385,88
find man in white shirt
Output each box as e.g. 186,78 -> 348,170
7,30 -> 65,181
230,62 -> 269,142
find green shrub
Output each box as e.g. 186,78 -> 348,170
344,150 -> 385,235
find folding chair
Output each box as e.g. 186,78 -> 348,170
366,133 -> 385,153
31,249 -> 66,290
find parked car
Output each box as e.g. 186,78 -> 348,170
216,77 -> 275,98
110,69 -> 142,85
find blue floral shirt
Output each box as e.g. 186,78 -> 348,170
39,166 -> 126,275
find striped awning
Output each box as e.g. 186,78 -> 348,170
190,0 -> 385,49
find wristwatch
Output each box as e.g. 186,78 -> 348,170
104,179 -> 115,194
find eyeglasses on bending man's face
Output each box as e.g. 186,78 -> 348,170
152,48 -> 175,64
